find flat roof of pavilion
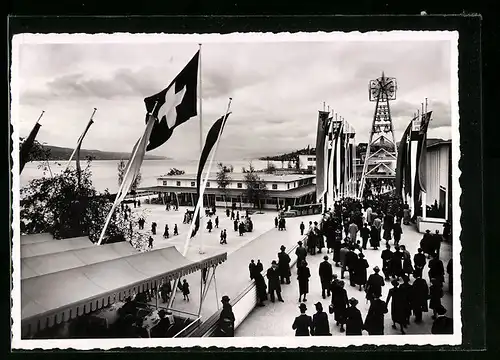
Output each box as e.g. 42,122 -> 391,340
156,172 -> 315,182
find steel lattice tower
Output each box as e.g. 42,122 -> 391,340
358,72 -> 398,199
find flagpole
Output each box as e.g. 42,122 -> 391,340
198,43 -> 205,255
36,110 -> 45,124
97,103 -> 157,246
65,108 -> 97,171
168,99 -> 233,308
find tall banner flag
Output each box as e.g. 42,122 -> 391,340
332,120 -> 343,194
75,118 -> 94,174
191,112 -> 232,239
395,121 -> 412,197
19,111 -> 44,174
315,111 -> 330,202
97,53 -> 199,245
415,111 -> 432,193
144,51 -> 200,152
340,123 -> 346,196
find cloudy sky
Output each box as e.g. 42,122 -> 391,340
15,35 -> 454,161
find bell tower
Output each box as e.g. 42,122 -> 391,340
358,72 -> 398,199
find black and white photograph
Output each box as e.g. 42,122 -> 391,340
10,31 -> 460,349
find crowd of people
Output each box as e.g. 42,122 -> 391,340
242,193 -> 453,337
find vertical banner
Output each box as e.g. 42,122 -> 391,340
340,128 -> 346,197
315,111 -> 330,202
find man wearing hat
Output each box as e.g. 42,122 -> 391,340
364,293 -> 388,335
278,245 -> 291,285
295,241 -> 307,269
319,255 -> 333,299
366,266 -> 385,302
411,272 -> 429,323
431,305 -> 453,334
266,260 -> 284,303
218,295 -> 235,337
311,302 -> 331,336
345,298 -> 363,335
292,303 -> 313,336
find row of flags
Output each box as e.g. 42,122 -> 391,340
19,48 -> 232,249
395,110 -> 432,210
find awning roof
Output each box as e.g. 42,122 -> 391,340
21,246 -> 227,337
21,233 -> 55,246
21,236 -> 95,259
21,242 -> 140,280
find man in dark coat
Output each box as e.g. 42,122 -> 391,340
274,217 -> 279,228
390,246 -> 404,280
366,266 -> 385,302
256,259 -> 263,274
364,294 -> 388,335
254,271 -> 268,306
333,228 -> 343,266
431,230 -> 443,259
249,260 -> 256,280
411,273 -> 429,323
344,247 -> 358,287
431,305 -> 453,334
360,223 -> 370,250
292,303 -> 312,336
300,221 -> 305,236
218,296 -> 235,337
413,248 -> 427,278
345,298 -> 363,335
386,280 -> 406,334
339,240 -> 350,279
295,241 -> 307,268
420,230 -> 433,256
428,254 -> 445,285
311,302 -> 330,336
278,245 -> 291,284
319,255 -> 333,298
353,253 -> 369,291
233,219 -> 238,232
266,261 -> 284,303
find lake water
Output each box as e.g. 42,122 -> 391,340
20,159 -> 285,193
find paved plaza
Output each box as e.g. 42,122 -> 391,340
235,223 -> 453,337
133,203 -> 321,320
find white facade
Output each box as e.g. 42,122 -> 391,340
298,155 -> 316,171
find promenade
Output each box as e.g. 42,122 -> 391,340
133,203 -> 321,320
236,223 -> 453,337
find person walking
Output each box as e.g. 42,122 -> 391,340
413,248 -> 427,278
411,273 -> 429,323
218,296 -> 235,337
370,223 -> 380,250
278,245 -> 291,285
319,255 -> 333,299
297,260 -> 311,303
428,254 -> 445,285
390,246 -> 404,280
182,279 -> 190,301
207,219 -> 213,233
429,278 -> 444,320
431,305 -> 453,334
393,220 -> 403,246
386,280 -> 406,334
331,280 -> 348,333
148,236 -> 154,249
295,241 -> 307,268
220,230 -> 227,245
267,261 -> 284,303
292,303 -> 313,336
151,222 -> 157,235
249,260 -> 256,279
233,219 -> 238,232
311,302 -> 331,336
173,224 -> 179,236
360,224 -> 370,250
339,241 -> 350,279
274,217 -> 279,229
399,275 -> 413,327
256,259 -> 263,274
163,224 -> 169,239
254,270 -> 268,307
345,298 -> 363,336
364,294 -> 388,335
238,222 -> 245,236
354,253 -> 369,291
300,221 -> 305,236
344,246 -> 359,287
365,266 -> 385,302
348,221 -> 359,242
215,216 -> 219,229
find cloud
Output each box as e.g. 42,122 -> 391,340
14,37 -> 455,160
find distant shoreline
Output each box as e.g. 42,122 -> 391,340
39,145 -> 170,161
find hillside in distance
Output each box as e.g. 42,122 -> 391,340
44,145 -> 169,161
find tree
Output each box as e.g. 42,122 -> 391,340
265,162 -> 277,174
19,137 -> 55,176
117,159 -> 142,192
216,162 -> 232,208
20,159 -> 146,244
244,162 -> 268,210
167,168 -> 185,176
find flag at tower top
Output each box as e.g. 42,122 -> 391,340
144,51 -> 199,152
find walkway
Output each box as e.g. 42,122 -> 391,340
135,204 -> 321,320
235,223 -> 453,337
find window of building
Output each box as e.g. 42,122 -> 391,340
272,184 -> 278,190
287,183 -> 290,189
308,165 -> 314,170
215,196 -> 223,202
176,181 -> 181,186
308,157 -> 314,161
191,181 -> 195,187
162,180 -> 168,186
266,198 -> 278,204
237,183 -> 242,189
207,182 -> 211,187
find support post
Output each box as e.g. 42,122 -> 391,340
214,269 -> 220,311
422,192 -> 427,218
198,268 -> 204,316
